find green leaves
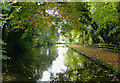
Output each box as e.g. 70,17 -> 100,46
0,39 -> 10,60
2,2 -> 120,50
108,26 -> 120,36
89,2 -> 120,44
1,2 -> 12,26
92,2 -> 118,30
1,2 -> 12,11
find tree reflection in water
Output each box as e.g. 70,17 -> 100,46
2,45 -> 58,82
52,48 -> 119,82
2,45 -> 120,82
40,44 -> 68,81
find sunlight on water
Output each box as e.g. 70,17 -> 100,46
50,47 -> 68,73
47,48 -> 49,55
39,44 -> 68,81
41,71 -> 50,81
55,44 -> 66,47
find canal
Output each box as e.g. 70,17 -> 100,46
2,44 -> 119,82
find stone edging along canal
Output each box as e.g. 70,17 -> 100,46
66,45 -> 120,77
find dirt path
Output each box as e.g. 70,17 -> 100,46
69,45 -> 120,71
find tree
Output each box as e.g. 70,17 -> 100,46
4,2 -> 59,52
1,2 -> 12,59
91,2 -> 120,44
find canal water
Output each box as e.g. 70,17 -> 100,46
2,44 -> 120,82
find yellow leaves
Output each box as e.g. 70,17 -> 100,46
48,15 -> 52,19
46,19 -> 49,22
21,25 -> 24,29
60,18 -> 63,21
43,27 -> 46,30
48,22 -> 52,26
71,45 -> 120,71
43,20 -> 46,24
25,28 -> 29,33
14,25 -> 20,29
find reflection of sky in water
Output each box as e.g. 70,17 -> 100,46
50,47 -> 68,73
38,45 -> 68,81
47,48 -> 49,55
41,71 -> 50,81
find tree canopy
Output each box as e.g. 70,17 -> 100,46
1,2 -> 120,55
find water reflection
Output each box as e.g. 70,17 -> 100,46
2,45 -> 58,82
41,71 -> 50,81
50,46 -> 68,73
53,48 -> 120,82
2,44 -> 120,82
39,44 -> 68,81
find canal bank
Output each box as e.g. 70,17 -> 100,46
66,44 -> 120,76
